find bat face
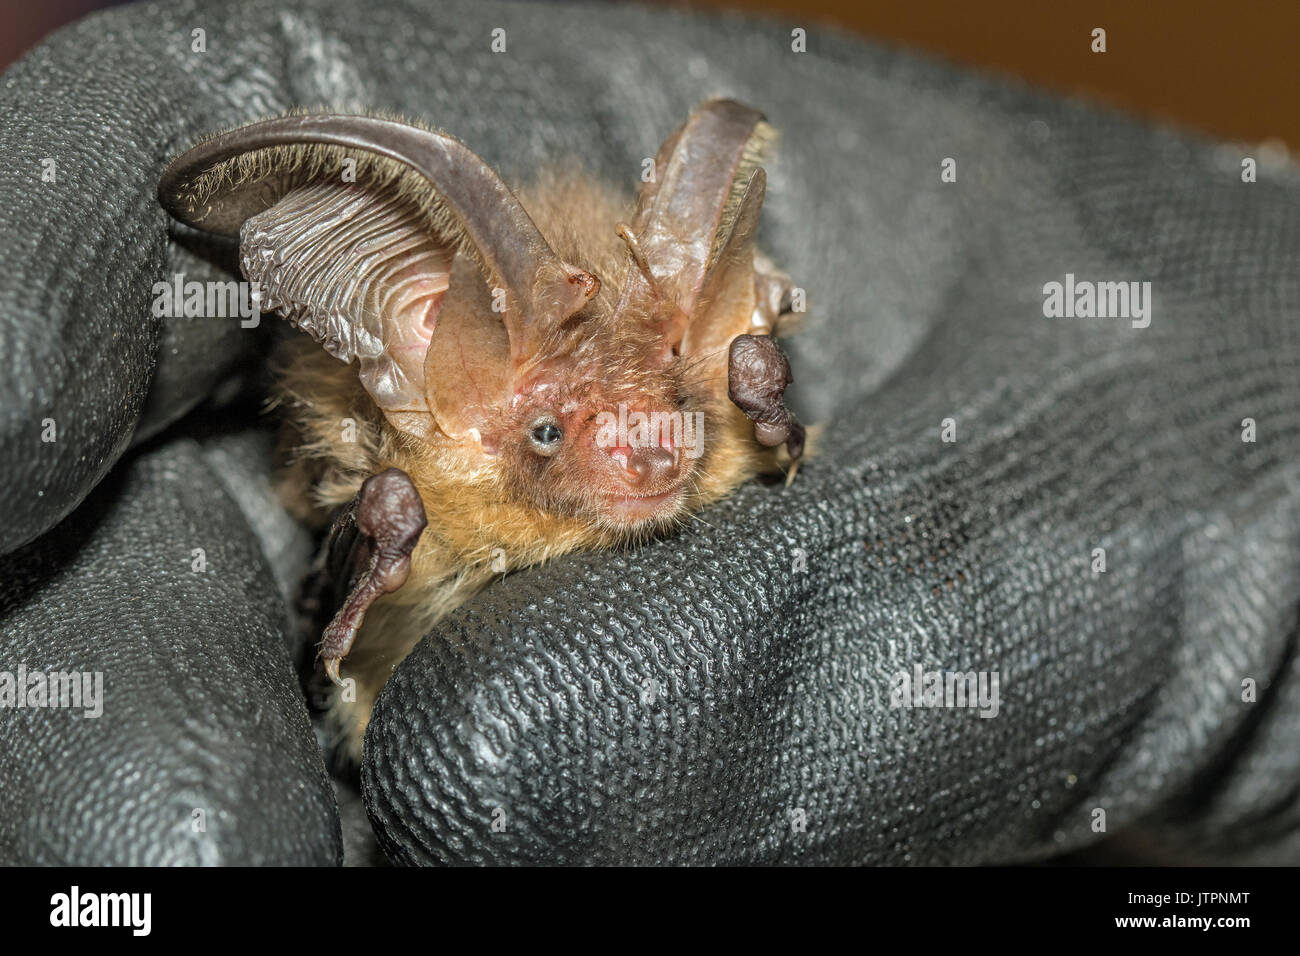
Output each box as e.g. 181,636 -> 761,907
483,310 -> 704,533
434,188 -> 764,536
493,369 -> 691,531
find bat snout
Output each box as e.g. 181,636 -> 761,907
595,438 -> 688,527
619,445 -> 677,489
601,420 -> 683,494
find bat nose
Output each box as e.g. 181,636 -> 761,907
626,446 -> 675,486
607,443 -> 677,488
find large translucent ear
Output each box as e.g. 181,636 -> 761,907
610,99 -> 774,359
158,113 -> 599,441
682,168 -> 767,359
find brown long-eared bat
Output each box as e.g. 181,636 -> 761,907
158,99 -> 806,764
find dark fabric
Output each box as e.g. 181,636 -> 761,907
1,0 -> 1297,865
0,433 -> 339,864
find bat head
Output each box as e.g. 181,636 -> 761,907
158,101 -> 783,538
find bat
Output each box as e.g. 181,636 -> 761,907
158,99 -> 806,764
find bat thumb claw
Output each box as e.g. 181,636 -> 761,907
784,456 -> 802,487
324,657 -> 345,687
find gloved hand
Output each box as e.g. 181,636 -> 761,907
2,0 -> 1298,866
0,427 -> 341,864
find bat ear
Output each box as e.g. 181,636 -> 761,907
158,114 -> 599,441
611,99 -> 774,360
680,167 -> 767,359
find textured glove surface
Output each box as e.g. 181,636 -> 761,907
0,0 -> 1296,866
0,435 -> 338,865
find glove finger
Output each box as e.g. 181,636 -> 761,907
0,437 -> 340,865
0,37 -> 260,555
361,484 -> 833,865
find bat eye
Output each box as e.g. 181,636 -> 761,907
528,420 -> 563,455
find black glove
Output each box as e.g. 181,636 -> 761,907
0,429 -> 340,864
2,0 -> 1297,866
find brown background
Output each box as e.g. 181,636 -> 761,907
2,0 -> 1294,152
685,0 -> 1295,151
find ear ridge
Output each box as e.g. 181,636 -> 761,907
171,135 -> 487,282
241,181 -> 451,440
683,169 -> 767,359
708,121 -> 776,269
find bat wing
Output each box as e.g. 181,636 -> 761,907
312,467 -> 427,686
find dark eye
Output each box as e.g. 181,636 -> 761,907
529,421 -> 563,455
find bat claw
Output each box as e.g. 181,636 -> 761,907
314,468 -> 428,687
728,334 -> 805,470
784,455 -> 802,487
